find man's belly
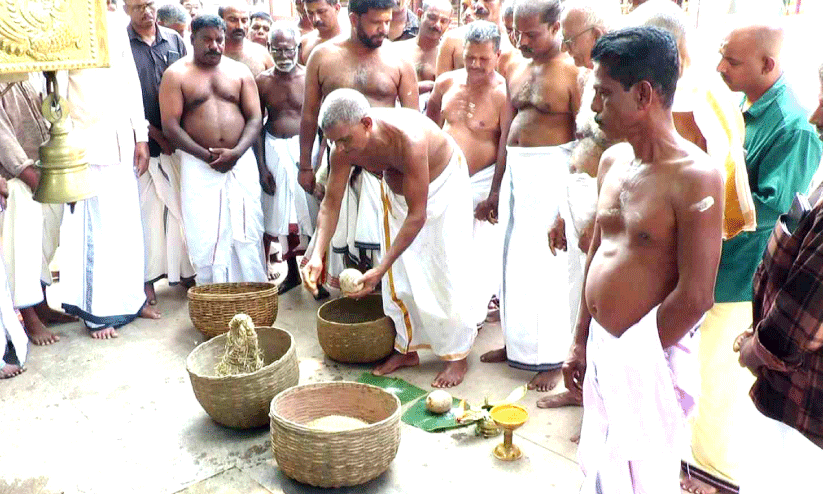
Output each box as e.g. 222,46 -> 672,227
266,115 -> 300,139
508,108 -> 574,147
183,103 -> 246,150
446,125 -> 496,176
585,249 -> 676,337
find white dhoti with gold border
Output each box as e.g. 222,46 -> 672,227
380,148 -> 477,360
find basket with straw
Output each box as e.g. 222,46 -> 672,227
188,282 -> 278,338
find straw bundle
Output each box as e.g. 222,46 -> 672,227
215,314 -> 264,376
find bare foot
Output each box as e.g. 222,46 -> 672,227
373,351 -> 419,376
528,369 -> 561,392
480,347 -> 507,363
536,389 -> 583,409
20,307 -> 60,346
139,304 -> 161,319
680,477 -> 717,494
90,326 -> 118,339
180,276 -> 196,289
485,297 -> 500,322
33,302 -> 78,325
432,358 -> 468,388
1,363 -> 25,379
144,282 -> 157,305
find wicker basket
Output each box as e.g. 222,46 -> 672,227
270,382 -> 401,487
316,294 -> 396,363
188,282 -> 278,338
186,326 -> 299,429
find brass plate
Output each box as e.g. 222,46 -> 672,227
0,0 -> 109,73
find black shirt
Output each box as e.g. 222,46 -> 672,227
127,23 -> 187,157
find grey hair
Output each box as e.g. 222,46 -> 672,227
502,0 -> 514,17
465,20 -> 501,52
514,0 -> 561,25
269,20 -> 301,44
629,0 -> 690,70
560,0 -> 615,31
157,3 -> 189,24
318,89 -> 371,132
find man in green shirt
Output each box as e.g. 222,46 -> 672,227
686,22 -> 823,492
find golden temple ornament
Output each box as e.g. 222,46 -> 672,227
1,0 -> 110,203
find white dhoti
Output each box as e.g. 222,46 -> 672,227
351,170 -> 383,265
41,203 -> 63,285
262,134 -> 315,239
0,252 -> 27,368
0,179 -> 44,308
180,149 -> 266,284
566,171 -> 598,329
381,149 -> 477,359
138,152 -> 194,284
500,145 -> 572,371
301,166 -> 383,289
470,165 -> 503,324
60,163 -> 147,329
579,306 -> 685,494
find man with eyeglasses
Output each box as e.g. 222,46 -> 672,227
393,0 -> 453,109
124,0 -> 194,309
299,0 -> 343,66
218,1 -> 274,76
559,0 -> 611,70
254,22 -> 318,294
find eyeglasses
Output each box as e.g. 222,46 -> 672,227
562,26 -> 594,49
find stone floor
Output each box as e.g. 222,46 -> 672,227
0,272 -> 585,494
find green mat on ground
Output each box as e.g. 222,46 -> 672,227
401,395 -> 469,432
355,373 -> 471,432
356,373 -> 427,405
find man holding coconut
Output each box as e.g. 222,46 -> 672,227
302,88 -> 477,388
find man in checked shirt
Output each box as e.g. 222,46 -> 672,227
735,63 -> 823,494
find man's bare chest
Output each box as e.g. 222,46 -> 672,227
510,68 -> 569,114
321,56 -> 400,102
442,86 -> 499,132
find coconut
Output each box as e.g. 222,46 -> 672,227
339,268 -> 364,294
425,390 -> 453,414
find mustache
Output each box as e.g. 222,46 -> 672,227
232,28 -> 245,36
206,50 -> 221,56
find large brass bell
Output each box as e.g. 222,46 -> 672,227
33,72 -> 95,204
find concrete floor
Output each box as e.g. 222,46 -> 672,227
0,271 -> 585,494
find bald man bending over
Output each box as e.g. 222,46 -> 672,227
303,89 -> 477,388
